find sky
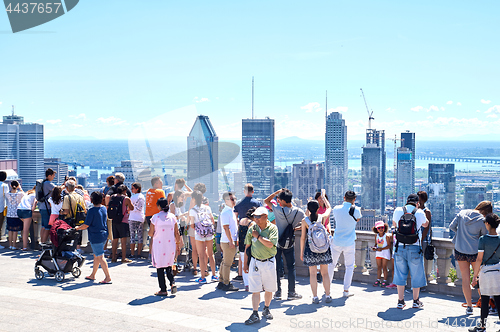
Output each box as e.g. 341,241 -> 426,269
0,1 -> 499,141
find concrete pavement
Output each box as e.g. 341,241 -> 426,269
0,247 -> 498,332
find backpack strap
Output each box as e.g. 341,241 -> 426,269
282,207 -> 296,225
482,241 -> 500,266
348,205 -> 357,221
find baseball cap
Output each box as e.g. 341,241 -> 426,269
252,206 -> 269,216
407,194 -> 419,203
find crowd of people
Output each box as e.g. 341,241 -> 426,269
1,169 -> 500,330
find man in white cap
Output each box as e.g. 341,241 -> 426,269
243,206 -> 279,325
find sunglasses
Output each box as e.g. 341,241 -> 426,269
253,215 -> 265,219
226,197 -> 236,202
376,227 -> 385,230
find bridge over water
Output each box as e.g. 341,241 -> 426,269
416,155 -> 500,164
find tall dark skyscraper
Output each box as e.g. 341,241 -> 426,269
292,160 -> 325,203
325,112 -> 347,206
361,129 -> 386,211
401,130 -> 415,193
241,118 -> 274,198
187,115 -> 219,202
427,163 -> 456,227
0,109 -> 44,188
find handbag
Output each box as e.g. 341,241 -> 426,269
478,241 -> 500,296
424,226 -> 435,260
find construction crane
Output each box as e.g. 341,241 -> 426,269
387,135 -> 404,208
360,88 -> 374,129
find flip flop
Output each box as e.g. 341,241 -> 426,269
85,276 -> 95,281
99,280 -> 112,284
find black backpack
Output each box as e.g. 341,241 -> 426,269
278,208 -> 298,250
108,195 -> 125,223
395,206 -> 419,251
35,179 -> 48,202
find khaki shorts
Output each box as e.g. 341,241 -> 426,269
248,257 -> 277,293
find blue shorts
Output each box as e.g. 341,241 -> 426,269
39,209 -> 51,230
393,245 -> 427,289
17,209 -> 32,219
90,242 -> 105,257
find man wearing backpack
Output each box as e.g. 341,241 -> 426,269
264,188 -> 304,301
392,193 -> 429,309
37,168 -> 57,243
108,185 -> 134,263
328,190 -> 362,298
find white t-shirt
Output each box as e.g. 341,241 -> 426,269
392,205 -> 427,246
129,193 -> 145,222
48,197 -> 63,215
18,193 -> 36,210
219,205 -> 238,243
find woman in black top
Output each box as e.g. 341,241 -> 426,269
470,214 -> 500,332
236,206 -> 256,291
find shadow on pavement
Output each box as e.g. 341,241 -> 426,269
198,289 -> 250,300
129,295 -> 169,305
225,321 -> 270,331
377,307 -> 417,321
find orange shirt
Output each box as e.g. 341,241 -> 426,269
145,188 -> 166,217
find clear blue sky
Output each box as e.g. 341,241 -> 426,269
1,1 -> 499,141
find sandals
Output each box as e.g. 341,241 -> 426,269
155,291 -> 168,296
85,276 -> 95,281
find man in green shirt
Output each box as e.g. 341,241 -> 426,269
243,206 -> 278,325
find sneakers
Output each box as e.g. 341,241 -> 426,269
312,296 -> 320,304
342,291 -> 352,297
262,307 -> 273,320
196,277 -> 207,284
325,295 -> 332,303
381,281 -> 388,288
224,283 -> 239,292
245,312 -> 260,325
274,291 -> 282,300
373,280 -> 381,287
287,292 -> 302,300
216,282 -> 225,290
171,285 -> 177,294
397,300 -> 406,309
211,275 -> 219,282
412,299 -> 424,308
0,245 -> 4,249
466,306 -> 474,315
468,326 -> 485,332
386,283 -> 397,289
233,275 -> 243,281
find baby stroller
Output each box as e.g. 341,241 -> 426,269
34,220 -> 85,282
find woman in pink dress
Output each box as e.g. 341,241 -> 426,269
148,197 -> 182,296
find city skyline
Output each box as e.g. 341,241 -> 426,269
1,2 -> 499,141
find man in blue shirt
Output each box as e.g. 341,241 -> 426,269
328,191 -> 362,297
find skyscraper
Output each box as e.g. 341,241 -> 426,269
292,160 -> 325,203
428,163 -> 456,227
241,118 -> 274,198
401,130 -> 415,193
464,186 -> 486,210
361,129 -> 386,211
396,147 -> 413,206
187,115 -> 219,202
0,109 -> 44,188
44,158 -> 69,185
325,112 -> 347,205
